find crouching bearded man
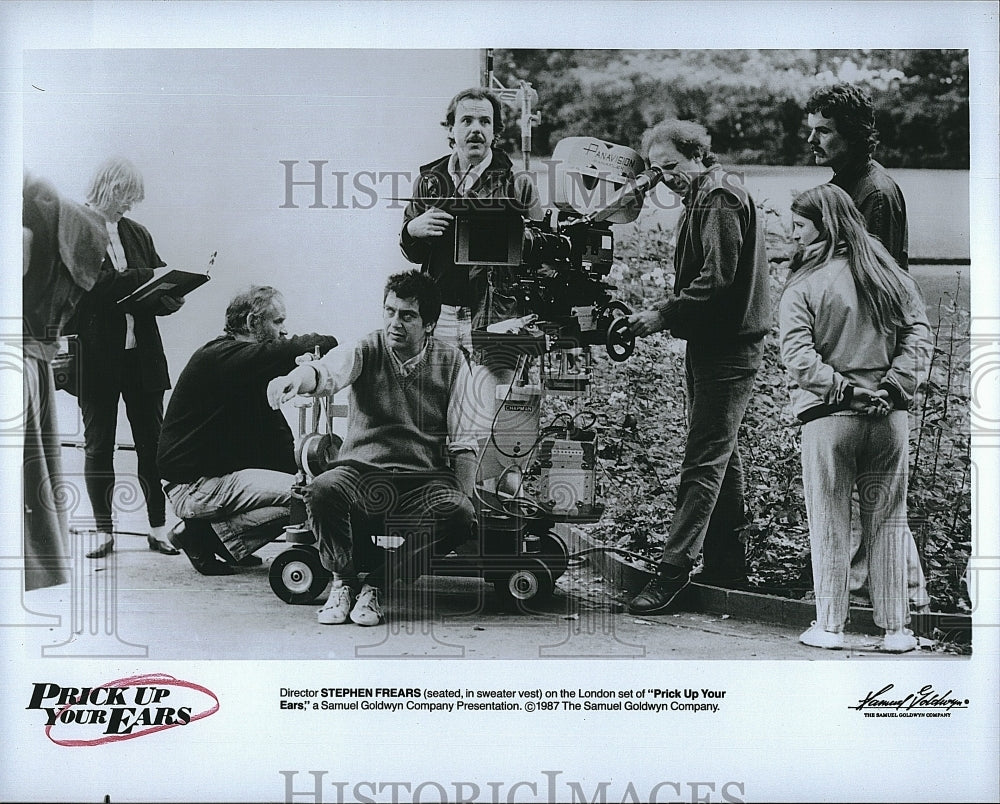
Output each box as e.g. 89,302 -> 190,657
158,285 -> 338,575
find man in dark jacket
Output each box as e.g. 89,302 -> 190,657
623,119 -> 772,614
158,286 -> 337,575
399,86 -> 542,349
805,82 -> 908,271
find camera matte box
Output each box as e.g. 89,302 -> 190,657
453,209 -> 524,267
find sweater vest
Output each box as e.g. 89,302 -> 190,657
337,332 -> 463,472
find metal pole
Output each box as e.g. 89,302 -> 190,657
481,48 -> 493,88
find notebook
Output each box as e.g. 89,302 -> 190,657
116,269 -> 210,312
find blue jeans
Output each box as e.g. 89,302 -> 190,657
307,466 -> 475,589
164,469 -> 293,560
658,338 -> 763,575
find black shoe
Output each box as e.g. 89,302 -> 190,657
146,534 -> 181,555
195,556 -> 238,575
85,534 -> 115,559
207,538 -> 261,568
167,520 -> 236,576
628,565 -> 691,615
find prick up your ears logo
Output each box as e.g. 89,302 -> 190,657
26,674 -> 219,746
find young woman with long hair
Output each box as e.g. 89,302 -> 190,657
779,183 -> 931,653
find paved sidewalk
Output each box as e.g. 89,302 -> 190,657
14,447 -> 959,662
17,530 -> 953,662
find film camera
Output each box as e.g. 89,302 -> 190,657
455,136 -> 668,361
452,138 -> 670,522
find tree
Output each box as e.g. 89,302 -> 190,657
492,49 -> 969,168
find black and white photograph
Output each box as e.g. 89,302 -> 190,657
3,2 -> 998,802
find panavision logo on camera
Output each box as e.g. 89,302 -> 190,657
26,674 -> 219,745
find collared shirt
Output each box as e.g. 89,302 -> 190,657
387,341 -> 427,378
448,149 -> 494,197
106,220 -> 137,350
311,336 -> 477,454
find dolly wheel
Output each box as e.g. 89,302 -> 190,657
493,560 -> 555,611
537,532 -> 570,581
269,547 -> 331,604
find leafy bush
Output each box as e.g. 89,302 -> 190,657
906,277 -> 971,612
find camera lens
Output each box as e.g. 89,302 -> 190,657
522,227 -> 571,264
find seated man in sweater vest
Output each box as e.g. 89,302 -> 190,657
158,285 -> 338,575
268,270 -> 477,626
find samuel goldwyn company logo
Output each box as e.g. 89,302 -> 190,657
850,683 -> 969,718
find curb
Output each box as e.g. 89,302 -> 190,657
564,527 -> 971,643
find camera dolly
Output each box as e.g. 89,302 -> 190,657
266,373 -> 575,611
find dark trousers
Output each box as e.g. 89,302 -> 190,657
307,466 -> 475,589
78,350 -> 166,532
659,338 -> 763,577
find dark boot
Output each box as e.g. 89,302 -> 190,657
167,520 -> 236,576
628,563 -> 692,615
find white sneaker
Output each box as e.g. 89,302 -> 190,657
882,629 -> 918,653
317,585 -> 354,625
799,622 -> 845,650
350,584 -> 384,626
